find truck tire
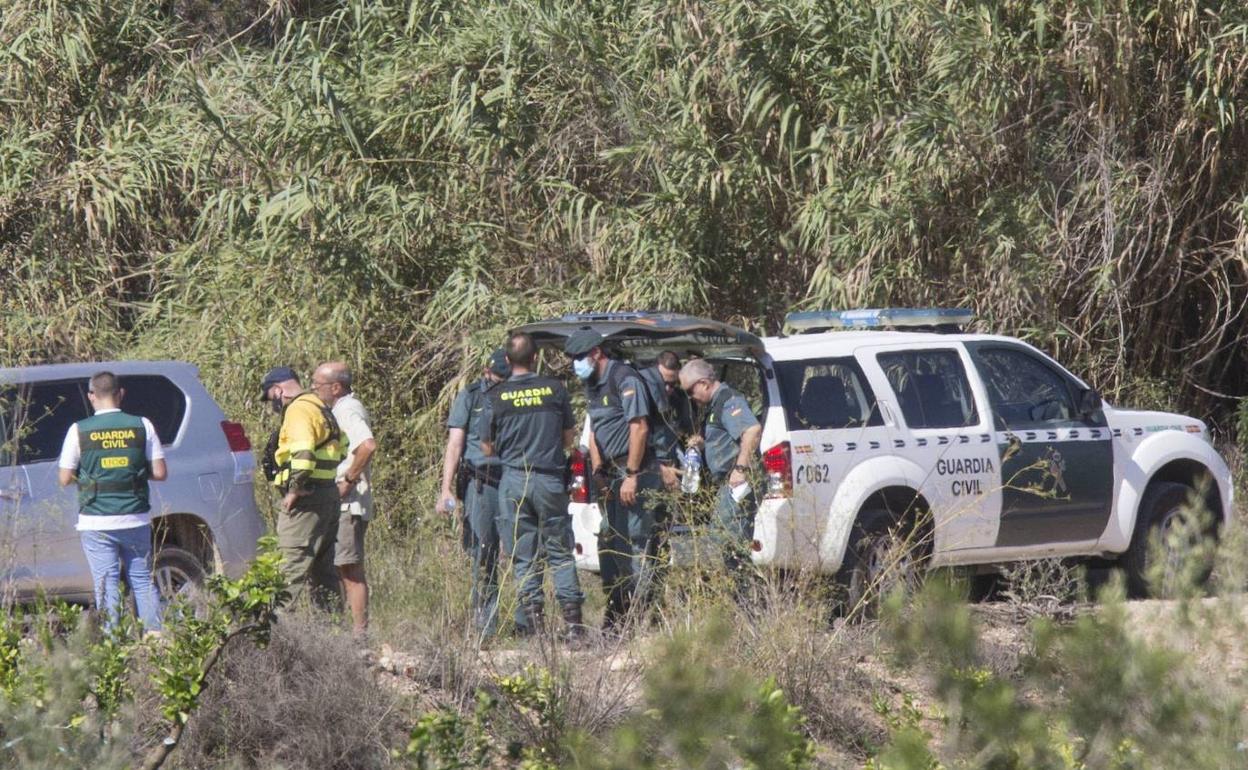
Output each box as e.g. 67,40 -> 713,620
1121,481 -> 1216,598
152,545 -> 207,604
836,509 -> 928,618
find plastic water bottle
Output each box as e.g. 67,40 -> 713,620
681,447 -> 701,494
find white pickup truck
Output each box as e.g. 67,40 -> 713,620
519,310 -> 1232,601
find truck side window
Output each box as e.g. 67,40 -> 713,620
775,358 -> 881,430
876,350 -> 977,429
119,375 -> 186,445
15,381 -> 91,464
971,347 -> 1075,428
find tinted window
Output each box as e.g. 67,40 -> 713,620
119,375 -> 186,445
971,347 -> 1075,428
15,380 -> 90,464
877,350 -> 977,429
712,359 -> 767,422
775,358 -> 882,430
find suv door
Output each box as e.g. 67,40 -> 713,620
772,356 -> 887,548
12,379 -> 93,597
0,388 -> 36,598
965,342 -> 1113,547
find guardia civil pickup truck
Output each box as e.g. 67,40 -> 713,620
519,310 -> 1232,600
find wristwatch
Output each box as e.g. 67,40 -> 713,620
624,468 -> 640,477
732,464 -> 750,473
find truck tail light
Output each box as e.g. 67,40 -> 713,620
568,447 -> 589,504
221,420 -> 252,452
762,441 -> 792,499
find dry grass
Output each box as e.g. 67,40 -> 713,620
167,616 -> 404,770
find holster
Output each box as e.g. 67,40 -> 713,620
459,461 -> 502,500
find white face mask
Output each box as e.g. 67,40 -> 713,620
573,356 -> 595,380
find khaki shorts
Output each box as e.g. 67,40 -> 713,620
334,512 -> 368,567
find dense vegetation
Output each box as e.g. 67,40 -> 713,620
4,0 -> 1248,439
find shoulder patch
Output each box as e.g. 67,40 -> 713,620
730,407 -> 743,417
621,388 -> 636,397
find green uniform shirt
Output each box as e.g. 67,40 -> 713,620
447,379 -> 500,469
703,384 -> 759,478
638,365 -> 693,464
481,372 -> 575,473
585,360 -> 649,463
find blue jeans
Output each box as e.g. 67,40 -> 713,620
80,525 -> 163,632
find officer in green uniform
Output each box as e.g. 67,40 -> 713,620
57,371 -> 168,632
680,358 -> 762,571
481,333 -> 585,639
439,349 -> 511,637
637,351 -> 694,489
565,329 -> 663,631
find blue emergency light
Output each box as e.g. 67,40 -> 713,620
784,308 -> 974,334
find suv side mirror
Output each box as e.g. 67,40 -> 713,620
1077,388 -> 1103,420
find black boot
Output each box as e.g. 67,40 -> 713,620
518,602 -> 544,637
560,603 -> 588,647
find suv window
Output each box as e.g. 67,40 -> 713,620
775,358 -> 882,430
15,380 -> 90,464
877,349 -> 978,429
120,375 -> 186,445
970,346 -> 1075,428
712,359 -> 767,423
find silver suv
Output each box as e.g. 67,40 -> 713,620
0,361 -> 264,605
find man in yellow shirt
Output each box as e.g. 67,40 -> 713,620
260,366 -> 347,609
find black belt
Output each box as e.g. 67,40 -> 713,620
466,462 -> 503,488
503,464 -> 564,477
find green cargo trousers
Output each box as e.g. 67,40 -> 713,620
276,484 -> 342,611
467,477 -> 522,637
712,477 -> 758,573
599,466 -> 662,628
497,469 -> 584,632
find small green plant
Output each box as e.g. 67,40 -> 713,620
86,613 -> 137,723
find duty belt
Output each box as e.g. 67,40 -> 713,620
465,461 -> 503,488
602,453 -> 656,477
503,464 -> 565,478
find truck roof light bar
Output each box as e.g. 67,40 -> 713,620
784,308 -> 974,334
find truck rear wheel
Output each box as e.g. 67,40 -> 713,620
1121,481 -> 1216,598
837,509 -> 928,618
152,545 -> 207,604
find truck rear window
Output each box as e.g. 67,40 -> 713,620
774,358 -> 883,430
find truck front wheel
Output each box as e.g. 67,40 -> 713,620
1121,481 -> 1217,598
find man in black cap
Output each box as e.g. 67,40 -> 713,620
260,366 -> 347,610
565,329 -> 662,632
438,349 -> 514,638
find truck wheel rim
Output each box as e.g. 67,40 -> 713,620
155,563 -> 195,602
